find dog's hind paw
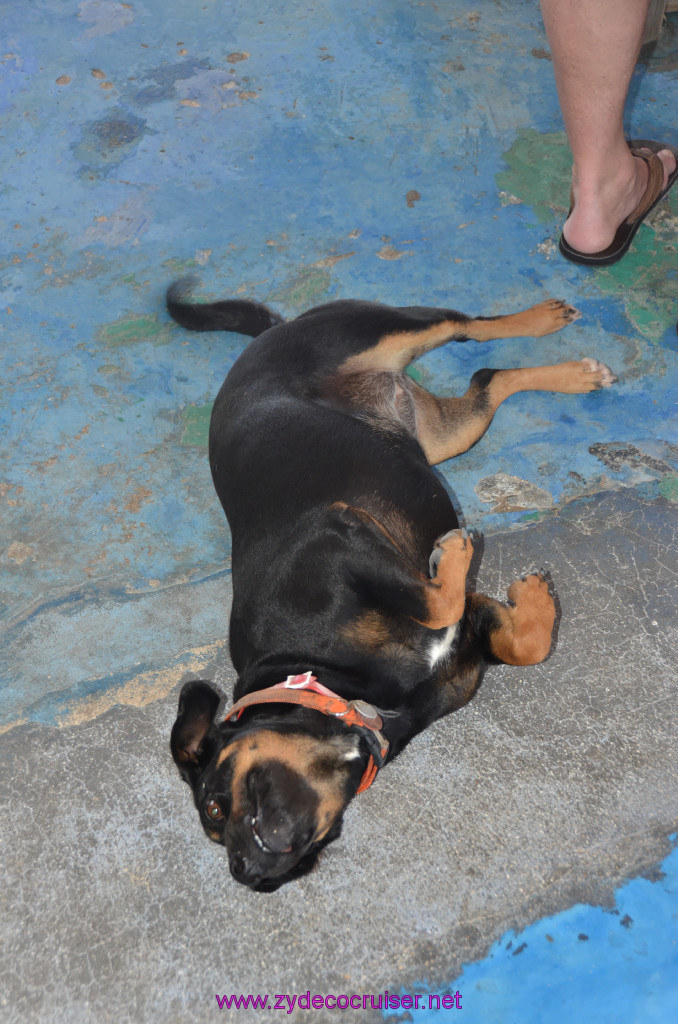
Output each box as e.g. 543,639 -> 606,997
581,357 -> 618,389
528,298 -> 581,336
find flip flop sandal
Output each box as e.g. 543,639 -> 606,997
559,139 -> 678,267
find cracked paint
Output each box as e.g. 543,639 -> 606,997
475,472 -> 553,513
56,640 -> 224,728
589,441 -> 675,475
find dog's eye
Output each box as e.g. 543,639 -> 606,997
205,799 -> 224,821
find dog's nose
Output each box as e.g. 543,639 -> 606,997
229,854 -> 261,886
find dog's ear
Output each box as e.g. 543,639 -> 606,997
170,680 -> 221,785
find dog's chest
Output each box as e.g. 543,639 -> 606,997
427,623 -> 460,670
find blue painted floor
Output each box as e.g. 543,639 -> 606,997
1,2 -> 677,1021
2,0 -> 677,730
400,838 -> 678,1023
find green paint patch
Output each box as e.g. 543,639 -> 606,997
97,314 -> 173,347
595,216 -> 678,340
496,129 -> 570,224
161,256 -> 200,275
120,272 -> 148,289
497,130 -> 678,341
181,403 -> 212,447
405,364 -> 423,383
271,268 -> 331,311
519,509 -> 551,524
602,226 -> 678,342
658,474 -> 678,502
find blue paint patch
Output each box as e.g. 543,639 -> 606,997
1,0 -> 677,729
663,322 -> 678,353
131,58 -> 213,106
72,109 -> 149,176
391,838 -> 678,1022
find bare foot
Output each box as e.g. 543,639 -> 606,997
563,148 -> 676,255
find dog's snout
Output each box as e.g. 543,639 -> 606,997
229,853 -> 246,878
247,765 -> 268,808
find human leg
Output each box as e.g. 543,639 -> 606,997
540,0 -> 676,259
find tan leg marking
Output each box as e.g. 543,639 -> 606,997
417,529 -> 474,630
409,381 -> 489,464
488,573 -> 556,666
412,358 -> 617,465
468,299 -> 580,342
488,358 -> 618,402
341,609 -> 392,651
339,318 -> 470,373
338,299 -> 580,375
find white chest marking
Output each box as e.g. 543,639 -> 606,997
427,622 -> 460,670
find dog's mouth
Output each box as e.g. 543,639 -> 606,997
226,813 -> 310,889
243,764 -> 308,857
251,818 -> 272,854
223,759 -> 332,887
250,815 -> 293,856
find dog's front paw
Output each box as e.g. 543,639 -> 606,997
429,528 -> 474,579
507,570 -> 553,605
505,572 -> 556,664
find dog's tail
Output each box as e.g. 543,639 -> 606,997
166,277 -> 285,338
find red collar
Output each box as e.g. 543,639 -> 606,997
223,672 -> 389,794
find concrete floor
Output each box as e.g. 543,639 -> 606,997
1,1 -> 677,1021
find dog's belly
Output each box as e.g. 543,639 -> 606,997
210,388 -> 457,555
321,369 -> 418,437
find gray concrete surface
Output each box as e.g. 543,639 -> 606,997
2,489 -> 676,1023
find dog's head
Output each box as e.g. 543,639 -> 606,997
170,681 -> 365,891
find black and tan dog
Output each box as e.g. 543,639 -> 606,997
168,281 -> 616,891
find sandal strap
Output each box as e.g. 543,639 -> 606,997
627,151 -> 666,223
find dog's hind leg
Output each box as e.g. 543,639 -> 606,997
338,298 -> 580,374
410,358 -> 617,465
